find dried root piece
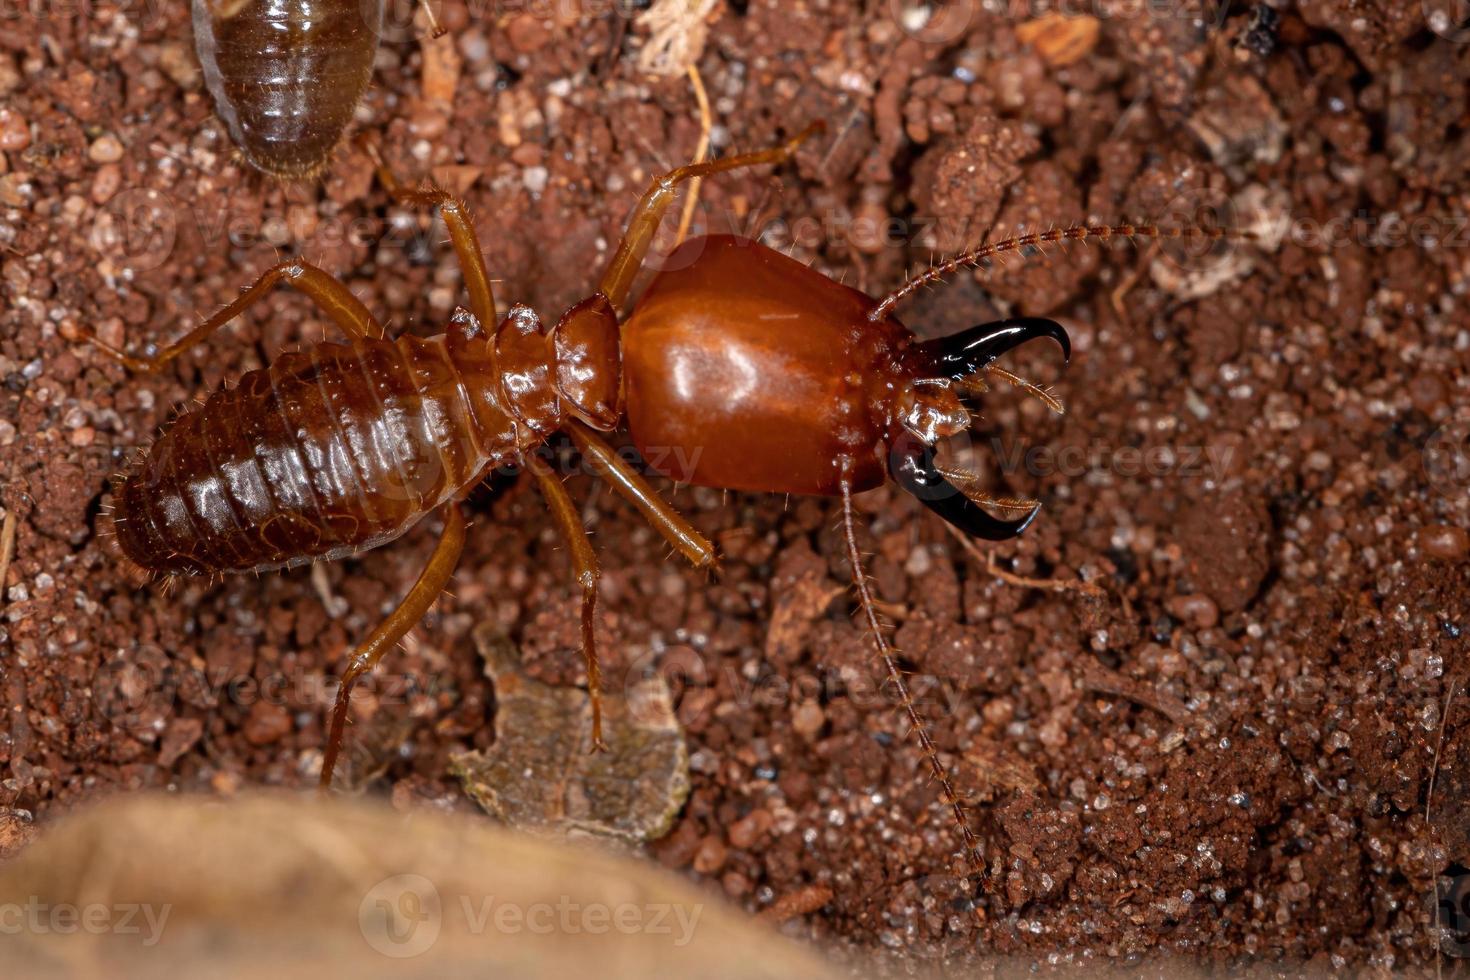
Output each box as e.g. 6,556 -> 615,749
637,0 -> 720,77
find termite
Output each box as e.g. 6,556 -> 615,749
85,124 -> 1234,898
193,0 -> 442,179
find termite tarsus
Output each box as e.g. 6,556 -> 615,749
194,0 -> 442,179
87,124 -> 1236,900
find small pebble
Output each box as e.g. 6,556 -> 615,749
0,55 -> 20,97
692,834 -> 728,874
91,163 -> 122,205
506,14 -> 551,53
89,134 -> 124,164
0,108 -> 29,151
509,143 -> 544,168
242,701 -> 292,745
1419,524 -> 1468,561
792,700 -> 825,738
0,173 -> 32,207
728,809 -> 773,850
721,870 -> 752,898
158,40 -> 201,90
522,165 -> 548,195
408,105 -> 448,141
1409,372 -> 1447,415
458,29 -> 490,65
211,770 -> 243,796
96,317 -> 125,350
849,199 -> 893,256
1166,594 -> 1220,630
50,351 -> 81,382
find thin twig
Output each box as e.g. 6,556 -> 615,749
0,509 -> 16,610
674,63 -> 711,248
1076,655 -> 1195,729
1428,671 -> 1463,977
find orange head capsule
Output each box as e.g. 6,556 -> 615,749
621,235 -> 1070,539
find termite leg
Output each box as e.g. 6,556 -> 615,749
839,471 -> 987,918
564,420 -> 716,571
320,502 -> 466,790
525,452 -> 608,752
598,121 -> 825,313
84,261 -> 384,374
359,136 -> 498,329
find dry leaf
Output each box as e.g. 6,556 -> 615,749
451,625 -> 690,843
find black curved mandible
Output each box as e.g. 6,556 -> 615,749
892,316 -> 1070,539
917,317 -> 1070,380
887,437 -> 1041,541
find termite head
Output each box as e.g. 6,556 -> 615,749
887,317 -> 1070,540
552,294 -> 622,430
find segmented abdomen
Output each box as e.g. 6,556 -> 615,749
110,334 -> 530,577
193,0 -> 384,178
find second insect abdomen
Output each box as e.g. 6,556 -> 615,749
193,0 -> 384,178
111,337 -> 492,577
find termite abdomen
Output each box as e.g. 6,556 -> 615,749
193,0 -> 384,179
107,334 -> 506,579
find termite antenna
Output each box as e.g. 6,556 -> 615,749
839,478 -> 989,921
869,223 -> 1256,321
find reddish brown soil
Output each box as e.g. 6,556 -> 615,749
2,0 -> 1469,972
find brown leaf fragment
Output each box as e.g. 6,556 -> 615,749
451,625 -> 690,843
